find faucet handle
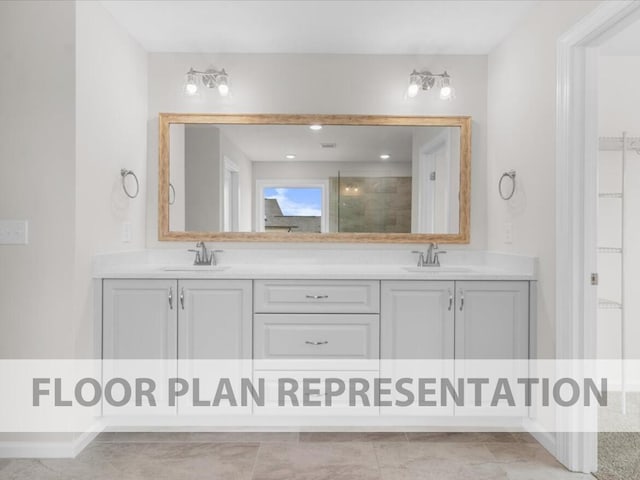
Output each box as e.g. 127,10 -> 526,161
433,250 -> 447,266
411,250 -> 426,267
188,249 -> 201,264
210,249 -> 224,266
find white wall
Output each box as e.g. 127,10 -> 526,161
184,125 -> 221,231
0,0 -> 76,359
146,53 -> 487,248
486,0 -> 600,360
75,1 -> 148,358
169,124 -> 185,231
596,55 -> 640,364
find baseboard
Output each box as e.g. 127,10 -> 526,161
523,418 -> 556,456
0,423 -> 104,459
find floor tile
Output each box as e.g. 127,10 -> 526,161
510,432 -> 539,444
300,432 -> 406,442
485,442 -> 563,467
374,441 -> 497,466
132,442 -> 259,480
252,442 -> 380,480
0,459 -> 65,480
94,432 -> 192,443
379,460 -> 508,480
500,462 -> 595,480
188,432 -> 299,443
406,432 -> 516,443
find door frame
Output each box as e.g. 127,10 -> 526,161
555,0 -> 640,472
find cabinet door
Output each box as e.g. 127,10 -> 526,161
381,281 -> 454,359
455,281 -> 529,416
177,279 -> 252,415
381,281 -> 455,416
178,279 -> 252,360
103,279 -> 178,359
455,281 -> 528,360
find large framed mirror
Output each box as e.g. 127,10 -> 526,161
158,114 -> 471,243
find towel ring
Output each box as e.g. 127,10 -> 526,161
498,170 -> 516,200
169,183 -> 176,205
120,169 -> 139,199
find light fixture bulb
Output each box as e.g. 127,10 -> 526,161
439,73 -> 453,100
184,70 -> 199,96
217,72 -> 229,96
309,124 -> 323,131
380,154 -> 391,160
407,82 -> 420,98
218,84 -> 229,96
407,71 -> 422,98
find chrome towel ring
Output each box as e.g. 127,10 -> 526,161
498,170 -> 516,200
120,169 -> 139,199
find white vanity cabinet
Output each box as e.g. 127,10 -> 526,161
381,281 -> 455,360
103,279 -> 178,359
178,279 -> 252,360
381,280 -> 529,361
102,279 -> 252,360
455,281 -> 529,361
253,280 -> 380,415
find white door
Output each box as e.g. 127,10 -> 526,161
223,157 -> 240,232
177,279 -> 252,415
380,280 -> 455,415
455,281 -> 529,416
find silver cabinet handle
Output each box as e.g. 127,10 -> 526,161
168,287 -> 173,310
305,341 -> 329,345
180,288 -> 185,310
448,290 -> 453,311
459,291 -> 465,311
305,295 -> 329,299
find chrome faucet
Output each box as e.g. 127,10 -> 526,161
412,243 -> 447,267
189,242 -> 222,266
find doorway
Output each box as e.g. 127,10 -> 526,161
556,0 -> 640,474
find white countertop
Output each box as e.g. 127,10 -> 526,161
93,249 -> 537,281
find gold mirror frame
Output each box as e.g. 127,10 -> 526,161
158,113 -> 471,243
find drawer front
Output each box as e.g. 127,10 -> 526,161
254,280 -> 380,313
254,314 -> 380,360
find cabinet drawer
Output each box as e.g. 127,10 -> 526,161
254,280 -> 380,313
254,314 -> 379,360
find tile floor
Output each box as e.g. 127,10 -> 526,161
0,432 -> 596,480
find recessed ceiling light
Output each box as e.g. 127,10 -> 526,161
309,124 -> 323,131
380,154 -> 391,160
285,154 -> 296,159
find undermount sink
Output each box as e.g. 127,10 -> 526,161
403,266 -> 473,273
162,265 -> 230,272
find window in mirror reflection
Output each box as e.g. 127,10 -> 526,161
263,187 -> 323,233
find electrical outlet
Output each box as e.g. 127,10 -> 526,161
0,220 -> 28,245
504,222 -> 513,244
121,222 -> 132,243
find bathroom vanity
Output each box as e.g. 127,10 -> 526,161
94,250 -> 535,424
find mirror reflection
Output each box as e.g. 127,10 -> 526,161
168,123 -> 461,235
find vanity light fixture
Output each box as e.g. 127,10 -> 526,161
379,154 -> 391,160
309,124 -> 323,131
407,70 -> 454,100
285,154 -> 296,159
183,67 -> 230,97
